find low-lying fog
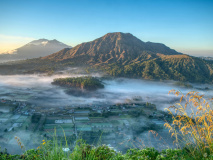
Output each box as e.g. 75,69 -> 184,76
0,73 -> 212,111
0,69 -> 212,154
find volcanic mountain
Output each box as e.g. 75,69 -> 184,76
0,39 -> 71,63
0,32 -> 213,83
44,32 -> 181,64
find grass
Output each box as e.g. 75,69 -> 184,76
164,90 -> 213,159
0,90 -> 213,159
2,140 -> 209,160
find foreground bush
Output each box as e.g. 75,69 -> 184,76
2,144 -> 211,160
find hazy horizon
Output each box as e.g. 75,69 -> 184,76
0,34 -> 212,57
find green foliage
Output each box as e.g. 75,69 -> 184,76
52,76 -> 104,90
102,57 -> 213,83
1,142 -> 213,160
72,142 -> 117,160
125,148 -> 159,160
156,149 -> 183,160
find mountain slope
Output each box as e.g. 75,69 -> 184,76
0,32 -> 212,83
0,39 -> 71,63
43,32 -> 181,64
104,54 -> 213,83
42,32 -> 212,83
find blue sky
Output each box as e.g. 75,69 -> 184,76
0,0 -> 212,56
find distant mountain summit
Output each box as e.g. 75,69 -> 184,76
0,39 -> 71,62
44,32 -> 181,64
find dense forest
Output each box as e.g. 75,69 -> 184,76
101,56 -> 213,83
0,55 -> 213,83
52,76 -> 104,90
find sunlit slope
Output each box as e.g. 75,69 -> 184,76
43,32 -> 181,64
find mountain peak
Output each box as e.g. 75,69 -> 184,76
102,32 -> 137,40
44,32 -> 181,64
104,32 -> 132,36
26,39 -> 63,46
0,39 -> 72,62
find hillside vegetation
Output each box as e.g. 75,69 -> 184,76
52,76 -> 104,90
102,55 -> 213,83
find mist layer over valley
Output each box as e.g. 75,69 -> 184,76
1,71 -> 212,109
0,68 -> 212,154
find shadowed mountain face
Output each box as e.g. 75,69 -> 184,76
44,32 -> 181,64
0,39 -> 71,63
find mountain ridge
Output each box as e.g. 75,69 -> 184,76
0,32 -> 212,83
43,32 -> 182,64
